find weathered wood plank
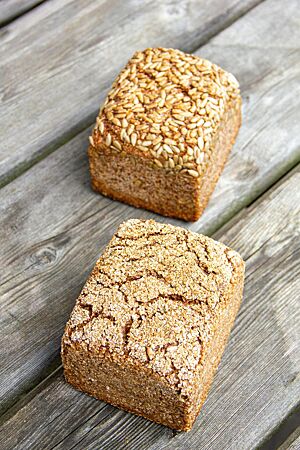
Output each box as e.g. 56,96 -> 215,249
193,2 -> 300,232
285,432 -> 300,450
0,166 -> 299,450
278,426 -> 300,450
0,0 -> 262,186
288,436 -> 300,450
0,0 -> 45,26
0,0 -> 299,416
261,405 -> 300,450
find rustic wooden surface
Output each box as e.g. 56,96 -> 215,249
0,166 -> 299,450
0,0 -> 299,415
0,0 -> 45,26
279,425 -> 300,450
0,0 -> 299,448
289,436 -> 300,450
0,0 -> 262,187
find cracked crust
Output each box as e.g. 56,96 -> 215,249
61,219 -> 245,430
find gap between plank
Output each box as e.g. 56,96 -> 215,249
0,0 -> 297,437
212,155 -> 300,239
1,161 -> 298,430
0,158 -> 299,424
244,155 -> 300,210
0,0 -> 265,190
0,0 -> 47,28
259,404 -> 300,450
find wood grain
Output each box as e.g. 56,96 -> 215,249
261,404 -> 300,449
0,166 -> 298,450
277,426 -> 300,450
0,0 -> 299,416
289,436 -> 300,450
0,0 -> 45,26
0,0 -> 262,186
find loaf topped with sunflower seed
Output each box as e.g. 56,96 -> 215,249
88,48 -> 241,221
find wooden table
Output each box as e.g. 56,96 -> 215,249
0,1 -> 299,448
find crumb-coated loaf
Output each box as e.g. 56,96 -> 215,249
61,219 -> 245,431
88,47 -> 241,221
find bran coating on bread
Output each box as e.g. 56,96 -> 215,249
62,219 -> 245,430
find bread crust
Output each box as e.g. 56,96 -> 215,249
88,48 -> 241,221
61,219 -> 245,430
89,99 -> 241,221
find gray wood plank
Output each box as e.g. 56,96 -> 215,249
278,427 -> 300,450
287,433 -> 300,450
0,0 -> 45,26
0,166 -> 299,450
260,406 -> 300,450
289,437 -> 300,450
0,0 -> 262,187
0,0 -> 299,416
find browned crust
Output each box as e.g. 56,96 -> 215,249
89,169 -> 199,222
88,98 -> 241,221
186,253 -> 245,428
88,143 -> 200,221
87,47 -> 242,221
62,350 -> 191,430
62,254 -> 244,431
194,99 -> 242,219
61,220 -> 245,430
92,48 -> 241,172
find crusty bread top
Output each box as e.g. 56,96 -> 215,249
90,48 -> 240,178
63,219 -> 244,397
